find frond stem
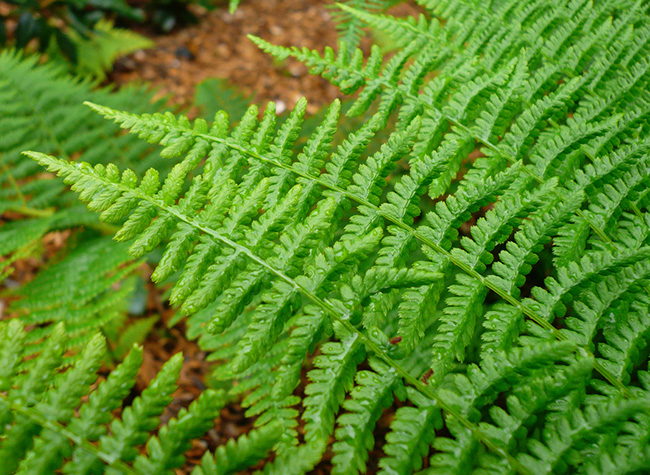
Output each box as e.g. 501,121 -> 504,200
2,394 -> 138,475
1,162 -> 28,205
5,204 -> 55,218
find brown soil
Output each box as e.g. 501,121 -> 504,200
111,0 -> 420,113
111,0 -> 345,115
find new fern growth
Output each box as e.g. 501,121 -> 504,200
18,0 -> 650,473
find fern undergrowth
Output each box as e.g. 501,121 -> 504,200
4,0 -> 650,473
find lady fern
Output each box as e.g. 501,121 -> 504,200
17,0 -> 650,473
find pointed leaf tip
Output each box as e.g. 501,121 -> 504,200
22,151 -> 54,165
84,101 -> 114,119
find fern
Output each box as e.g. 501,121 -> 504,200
0,49 -> 169,260
70,19 -> 154,81
8,237 -> 142,351
195,78 -> 253,124
330,0 -> 403,50
17,0 -> 650,473
0,319 -> 276,474
229,0 -> 241,14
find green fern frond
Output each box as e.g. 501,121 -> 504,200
20,0 -> 650,472
598,294 -> 650,384
302,326 -> 366,446
331,357 -> 406,475
331,1 -> 401,50
195,78 -> 253,123
0,320 -> 234,474
229,0 -> 241,14
68,19 -> 154,80
0,50 -> 166,219
518,399 -> 650,475
379,388 -> 440,475
193,422 -> 283,475
335,2 -> 441,51
8,237 -> 140,350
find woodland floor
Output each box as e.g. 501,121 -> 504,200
4,1 -> 421,473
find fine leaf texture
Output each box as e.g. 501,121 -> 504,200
18,0 -> 650,473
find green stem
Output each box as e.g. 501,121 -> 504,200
4,205 -> 118,236
2,394 -> 138,475
5,205 -> 56,218
1,162 -> 28,205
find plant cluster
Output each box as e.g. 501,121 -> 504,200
2,0 -> 650,473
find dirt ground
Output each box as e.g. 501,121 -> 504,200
112,0 -> 346,114
111,0 -> 420,113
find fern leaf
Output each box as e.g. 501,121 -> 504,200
519,399 -> 650,475
0,320 -> 234,473
331,357 -> 405,475
62,347 -> 144,474
21,1 -> 650,471
133,390 -> 225,474
71,19 -> 154,80
193,422 -> 283,475
378,389 -> 441,475
303,327 -> 366,445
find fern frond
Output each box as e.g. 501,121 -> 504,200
378,388 -> 440,475
439,341 -> 578,418
331,0 -> 400,50
0,50 -> 166,219
9,237 -> 140,350
70,19 -> 154,80
0,320 -> 228,474
21,0 -> 650,472
518,399 -> 650,475
598,294 -> 650,384
331,357 -> 405,475
272,307 -> 329,399
302,326 -> 365,446
192,422 -> 283,475
336,3 -> 441,51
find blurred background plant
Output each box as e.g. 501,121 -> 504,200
0,0 -> 145,61
0,0 -> 240,79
